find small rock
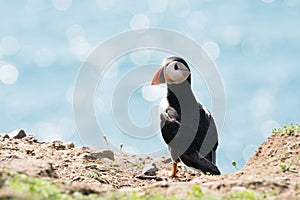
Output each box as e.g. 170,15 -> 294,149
163,157 -> 172,164
24,135 -> 38,142
142,163 -> 158,176
1,158 -> 57,178
50,140 -> 66,150
65,142 -> 75,149
75,151 -> 82,156
10,129 -> 26,139
72,176 -> 83,182
82,153 -> 94,160
136,174 -> 157,180
2,134 -> 10,139
231,186 -> 246,192
90,150 -> 115,161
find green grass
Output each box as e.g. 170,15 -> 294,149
0,169 -> 101,200
186,184 -> 271,200
279,161 -> 298,173
224,190 -> 266,200
272,123 -> 300,135
1,169 -> 67,200
187,184 -> 203,199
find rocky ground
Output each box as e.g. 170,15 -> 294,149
0,129 -> 299,199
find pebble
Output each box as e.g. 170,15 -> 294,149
65,142 -> 75,149
142,163 -> 159,176
2,134 -> 10,139
163,157 -> 172,164
90,150 -> 115,161
10,129 -> 26,139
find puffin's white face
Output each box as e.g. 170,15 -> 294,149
151,57 -> 191,86
163,61 -> 190,85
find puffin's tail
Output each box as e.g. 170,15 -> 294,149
180,153 -> 221,175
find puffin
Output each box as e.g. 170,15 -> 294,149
151,56 -> 221,177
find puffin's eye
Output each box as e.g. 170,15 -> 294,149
174,64 -> 179,70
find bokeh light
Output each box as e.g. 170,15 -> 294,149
69,36 -> 93,61
202,41 -> 220,61
130,14 -> 150,30
170,0 -> 190,18
148,0 -> 168,13
0,63 -> 19,85
187,11 -> 207,32
66,24 -> 86,41
142,84 -> 166,102
221,26 -> 241,46
96,0 -> 114,10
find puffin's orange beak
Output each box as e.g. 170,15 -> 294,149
151,67 -> 165,85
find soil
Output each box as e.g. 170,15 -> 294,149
0,130 -> 299,199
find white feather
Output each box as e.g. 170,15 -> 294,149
202,105 -> 211,117
164,61 -> 190,84
159,95 -> 169,113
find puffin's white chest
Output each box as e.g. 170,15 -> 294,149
158,95 -> 169,115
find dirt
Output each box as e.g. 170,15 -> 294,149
0,130 -> 299,199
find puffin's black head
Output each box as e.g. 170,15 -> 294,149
151,56 -> 191,85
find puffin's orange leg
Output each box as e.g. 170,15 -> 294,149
165,162 -> 180,178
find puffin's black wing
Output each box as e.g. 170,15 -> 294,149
160,107 -> 181,162
160,107 -> 181,144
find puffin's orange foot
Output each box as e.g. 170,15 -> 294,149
165,163 -> 180,178
165,171 -> 181,178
